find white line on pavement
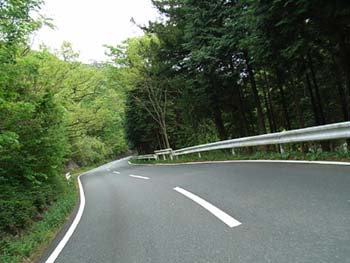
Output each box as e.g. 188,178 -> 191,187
173,187 -> 241,228
113,171 -> 120,174
46,175 -> 86,263
129,174 -> 149,180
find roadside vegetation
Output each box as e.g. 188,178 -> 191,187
0,182 -> 76,263
111,1 -> 350,155
0,0 -> 127,261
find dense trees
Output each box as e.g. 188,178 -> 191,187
117,0 -> 350,153
0,0 -> 127,237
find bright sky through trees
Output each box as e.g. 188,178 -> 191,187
32,0 -> 159,63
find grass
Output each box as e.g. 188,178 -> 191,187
0,160 -> 110,263
0,182 -> 76,263
130,147 -> 350,165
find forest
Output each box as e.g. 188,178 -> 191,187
0,0 -> 127,241
118,0 -> 350,153
1,0 -> 350,258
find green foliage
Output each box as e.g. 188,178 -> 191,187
0,0 -> 128,247
0,46 -> 128,236
112,0 -> 350,155
0,0 -> 42,64
71,136 -> 107,166
0,182 -> 76,263
1,24 -> 69,237
108,35 -> 175,152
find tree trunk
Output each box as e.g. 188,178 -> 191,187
236,84 -> 249,137
230,61 -> 249,137
289,78 -> 305,128
332,55 -> 350,121
262,70 -> 277,133
244,50 -> 267,134
307,54 -> 330,151
213,104 -> 227,140
161,122 -> 171,149
266,81 -> 277,131
155,131 -> 163,150
274,68 -> 292,130
338,32 -> 350,103
262,84 -> 274,133
305,73 -> 321,125
336,83 -> 349,121
335,31 -> 350,147
208,72 -> 227,140
289,79 -> 307,152
307,52 -> 326,124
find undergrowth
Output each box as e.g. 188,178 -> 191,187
0,181 -> 76,263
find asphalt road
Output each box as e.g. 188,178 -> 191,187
38,159 -> 350,263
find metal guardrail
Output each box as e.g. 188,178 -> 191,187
135,121 -> 350,160
174,122 -> 350,156
135,154 -> 157,160
137,149 -> 174,161
154,148 -> 173,154
155,148 -> 174,160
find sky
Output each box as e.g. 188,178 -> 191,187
32,0 -> 159,63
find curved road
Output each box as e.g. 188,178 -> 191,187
39,159 -> 350,263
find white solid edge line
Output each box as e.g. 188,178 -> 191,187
129,159 -> 350,166
129,174 -> 149,180
45,175 -> 86,263
113,171 -> 120,174
173,187 -> 241,228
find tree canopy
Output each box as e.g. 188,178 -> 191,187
0,0 -> 127,237
111,0 -> 350,153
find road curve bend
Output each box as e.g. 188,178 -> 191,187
38,158 -> 350,263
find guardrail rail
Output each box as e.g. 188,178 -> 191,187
135,121 -> 350,160
154,148 -> 174,160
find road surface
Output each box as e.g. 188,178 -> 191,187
38,158 -> 350,263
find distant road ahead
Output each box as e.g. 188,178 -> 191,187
39,159 -> 350,263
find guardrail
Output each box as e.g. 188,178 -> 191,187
135,154 -> 157,160
155,148 -> 174,160
135,121 -> 350,160
136,149 -> 174,161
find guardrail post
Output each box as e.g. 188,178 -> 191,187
198,152 -> 201,158
343,142 -> 348,153
154,154 -> 158,160
279,144 -> 285,154
163,154 -> 166,160
231,148 -> 236,155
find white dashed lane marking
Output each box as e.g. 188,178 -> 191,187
174,187 -> 241,228
129,174 -> 149,180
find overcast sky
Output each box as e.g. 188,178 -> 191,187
32,0 -> 159,63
